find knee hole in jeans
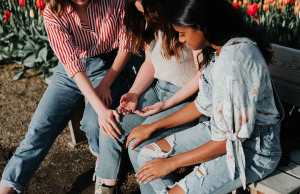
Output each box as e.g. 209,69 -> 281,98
140,135 -> 175,159
166,180 -> 187,194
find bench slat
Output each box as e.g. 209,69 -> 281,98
68,100 -> 87,148
270,44 -> 300,106
290,150 -> 300,164
278,162 -> 300,179
250,169 -> 300,194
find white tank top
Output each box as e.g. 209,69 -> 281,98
148,32 -> 198,87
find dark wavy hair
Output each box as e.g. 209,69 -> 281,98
124,0 -> 183,59
164,0 -> 272,65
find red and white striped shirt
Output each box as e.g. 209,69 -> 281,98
43,0 -> 131,77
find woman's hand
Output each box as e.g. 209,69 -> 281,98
118,92 -> 139,115
136,158 -> 177,184
134,101 -> 167,117
98,108 -> 121,140
126,124 -> 156,149
96,82 -> 112,107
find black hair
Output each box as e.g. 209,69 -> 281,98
164,0 -> 272,65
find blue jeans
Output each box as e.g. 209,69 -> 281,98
0,51 -> 135,193
137,121 -> 281,194
95,80 -> 197,193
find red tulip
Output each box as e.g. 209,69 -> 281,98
19,0 -> 26,8
246,3 -> 259,17
3,10 -> 12,24
232,2 -> 241,9
36,0 -> 46,10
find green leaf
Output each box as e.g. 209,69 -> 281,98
23,53 -> 36,68
38,46 -> 48,62
0,32 -> 15,41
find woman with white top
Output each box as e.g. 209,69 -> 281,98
93,0 -> 201,193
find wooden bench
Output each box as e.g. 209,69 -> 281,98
249,44 -> 300,194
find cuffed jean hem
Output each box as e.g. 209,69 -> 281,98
95,177 -> 118,186
95,166 -> 120,180
0,179 -> 23,194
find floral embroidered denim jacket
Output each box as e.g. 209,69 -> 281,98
195,37 -> 281,188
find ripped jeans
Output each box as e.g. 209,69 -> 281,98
136,121 -> 281,194
136,122 -> 211,194
95,80 -> 197,192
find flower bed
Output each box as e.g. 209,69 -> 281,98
231,0 -> 300,49
1,0 -> 299,79
0,0 -> 57,79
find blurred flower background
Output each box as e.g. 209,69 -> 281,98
0,0 -> 57,80
0,0 -> 299,80
231,0 -> 300,49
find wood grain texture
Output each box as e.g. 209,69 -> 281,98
270,44 -> 300,106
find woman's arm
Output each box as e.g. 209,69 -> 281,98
95,49 -> 130,106
118,52 -> 155,113
73,72 -> 121,139
73,72 -> 107,114
126,102 -> 202,148
128,54 -> 155,97
135,140 -> 226,183
151,102 -> 201,132
134,51 -> 202,117
170,140 -> 226,168
161,50 -> 202,106
163,71 -> 200,109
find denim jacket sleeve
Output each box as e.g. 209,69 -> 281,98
205,38 -> 267,189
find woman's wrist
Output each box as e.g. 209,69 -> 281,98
99,78 -> 112,89
128,88 -> 141,98
163,99 -> 172,110
168,157 -> 180,171
92,97 -> 108,115
151,121 -> 164,133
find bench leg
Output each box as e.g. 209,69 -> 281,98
68,100 -> 87,148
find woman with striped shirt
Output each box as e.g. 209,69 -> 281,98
0,0 -> 135,193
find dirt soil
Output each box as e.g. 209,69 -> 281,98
0,64 -> 139,194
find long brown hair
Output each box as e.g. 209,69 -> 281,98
45,0 -> 69,16
124,0 -> 184,59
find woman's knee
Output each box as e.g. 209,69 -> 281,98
137,135 -> 175,166
168,185 -> 185,194
99,129 -> 125,150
